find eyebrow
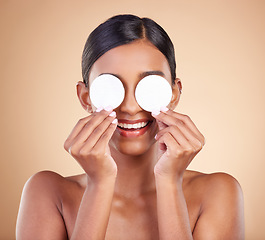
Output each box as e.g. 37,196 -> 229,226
99,71 -> 165,79
139,71 -> 165,78
99,73 -> 120,78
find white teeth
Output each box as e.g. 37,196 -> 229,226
118,121 -> 149,129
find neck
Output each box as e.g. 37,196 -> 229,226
110,143 -> 159,199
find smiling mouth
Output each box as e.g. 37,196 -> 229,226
117,121 -> 152,131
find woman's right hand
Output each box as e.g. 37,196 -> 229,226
64,106 -> 118,183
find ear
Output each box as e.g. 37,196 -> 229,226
76,81 -> 93,113
169,78 -> 182,110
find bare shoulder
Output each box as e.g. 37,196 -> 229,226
184,170 -> 242,191
184,170 -> 243,208
24,170 -> 66,191
19,170 -> 87,212
184,170 -> 245,240
16,171 -> 86,240
23,170 -> 86,195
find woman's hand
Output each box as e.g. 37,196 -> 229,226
152,108 -> 205,181
64,107 -> 118,182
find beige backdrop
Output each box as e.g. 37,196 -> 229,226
1,0 -> 264,239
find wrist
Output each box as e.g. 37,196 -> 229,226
154,172 -> 183,186
86,173 -> 117,187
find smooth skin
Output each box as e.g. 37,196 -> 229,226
16,40 -> 245,239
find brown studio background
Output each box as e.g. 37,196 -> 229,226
1,0 -> 265,239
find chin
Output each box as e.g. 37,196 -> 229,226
110,137 -> 156,157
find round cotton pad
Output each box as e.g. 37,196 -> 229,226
89,74 -> 125,109
135,75 -> 172,112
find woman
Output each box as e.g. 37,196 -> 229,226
16,14 -> 244,239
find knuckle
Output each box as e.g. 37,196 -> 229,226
91,127 -> 101,136
196,144 -> 203,152
101,132 -> 109,139
79,148 -> 88,158
183,146 -> 195,154
183,114 -> 190,121
63,141 -> 69,151
202,136 -> 206,146
170,147 -> 179,156
89,149 -> 101,158
70,145 -> 78,156
78,117 -> 88,124
78,116 -> 92,125
194,146 -> 202,154
174,149 -> 183,158
197,140 -> 203,150
83,120 -> 92,128
175,119 -> 184,125
106,115 -> 115,121
193,138 -> 202,148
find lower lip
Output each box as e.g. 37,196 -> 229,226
116,121 -> 152,138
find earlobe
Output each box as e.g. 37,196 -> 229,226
76,81 -> 93,113
169,78 -> 182,109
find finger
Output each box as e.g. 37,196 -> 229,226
151,110 -> 168,131
89,119 -> 118,153
64,109 -> 114,154
156,119 -> 168,131
159,132 -> 197,176
77,118 -> 117,158
156,126 -> 193,148
165,110 -> 204,143
156,117 -> 204,149
69,106 -> 113,138
67,108 -> 113,143
82,113 -> 116,147
153,109 -> 205,145
156,126 -> 203,152
64,115 -> 93,152
71,112 -> 116,153
158,132 -> 181,154
65,115 -> 93,143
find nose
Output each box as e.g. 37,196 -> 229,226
118,87 -> 142,116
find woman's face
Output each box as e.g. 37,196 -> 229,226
88,40 -> 178,156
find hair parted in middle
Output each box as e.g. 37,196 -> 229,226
82,14 -> 176,87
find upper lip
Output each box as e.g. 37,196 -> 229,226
118,119 -> 151,124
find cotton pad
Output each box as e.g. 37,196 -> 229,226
135,75 -> 172,112
89,74 -> 125,109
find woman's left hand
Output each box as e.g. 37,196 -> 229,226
152,108 -> 205,181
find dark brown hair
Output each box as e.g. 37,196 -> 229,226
82,14 -> 176,87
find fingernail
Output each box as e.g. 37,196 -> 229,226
109,111 -> 116,117
160,106 -> 169,112
154,134 -> 157,140
151,110 -> 160,116
96,107 -> 103,112
104,105 -> 113,112
112,118 -> 118,124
